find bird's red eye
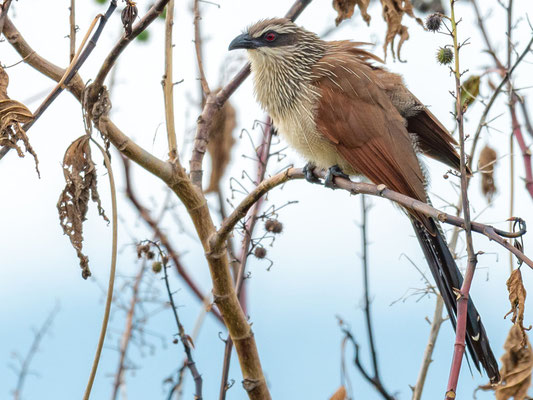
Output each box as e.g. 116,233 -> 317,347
265,32 -> 276,42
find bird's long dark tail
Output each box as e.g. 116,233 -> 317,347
410,217 -> 500,383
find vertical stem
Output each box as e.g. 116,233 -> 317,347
193,0 -> 210,97
163,0 -> 178,160
111,262 -> 145,400
412,296 -> 444,400
83,142 -> 118,400
69,0 -> 76,62
509,133 -> 515,272
361,195 -> 380,380
445,2 -> 479,398
507,0 -> 515,273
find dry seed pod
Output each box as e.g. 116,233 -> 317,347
121,1 -> 138,36
478,145 -> 497,202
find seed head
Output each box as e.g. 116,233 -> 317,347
426,13 -> 443,32
265,219 -> 283,234
152,261 -> 162,273
436,47 -> 454,65
254,246 -> 267,259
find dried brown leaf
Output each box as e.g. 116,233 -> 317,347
205,94 -> 236,194
185,334 -> 195,349
479,325 -> 533,400
380,0 -> 424,61
0,66 -> 38,175
478,145 -> 497,202
329,386 -> 347,400
332,0 -> 371,26
505,269 -> 531,345
57,135 -> 109,279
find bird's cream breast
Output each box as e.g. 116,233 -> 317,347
271,97 -> 352,172
249,51 -> 353,172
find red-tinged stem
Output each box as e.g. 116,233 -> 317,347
445,1 -> 479,397
510,104 -> 533,199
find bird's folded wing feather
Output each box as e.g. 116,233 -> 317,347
312,54 -> 433,231
405,94 -> 465,172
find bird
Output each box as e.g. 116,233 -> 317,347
228,18 -> 500,382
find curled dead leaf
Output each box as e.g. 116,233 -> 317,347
57,135 -> 108,279
478,145 -> 497,202
205,93 -> 236,194
332,0 -> 371,26
0,66 -> 38,175
478,325 -> 533,400
505,269 -> 531,346
329,386 -> 347,400
380,0 -> 424,61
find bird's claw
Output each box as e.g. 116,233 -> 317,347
303,162 -> 321,184
324,165 -> 349,189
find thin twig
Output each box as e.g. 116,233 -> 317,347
158,243 -> 203,400
446,2 -> 481,396
214,167 -> 533,269
163,0 -> 178,161
12,305 -> 59,400
193,0 -> 210,97
69,0 -> 76,62
468,33 -> 533,170
342,327 -> 395,400
173,296 -> 212,400
361,196 -> 380,379
83,139 -> 118,400
111,261 -> 145,400
0,0 -> 13,38
412,296 -> 445,400
352,195 -> 394,399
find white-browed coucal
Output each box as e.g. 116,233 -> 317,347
228,18 -> 500,382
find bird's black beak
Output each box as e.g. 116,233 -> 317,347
228,33 -> 257,51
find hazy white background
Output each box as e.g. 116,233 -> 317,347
1,0 -> 533,399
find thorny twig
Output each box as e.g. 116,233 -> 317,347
217,167 -> 532,269
12,305 -> 59,400
446,2 -> 483,397
154,242 -> 203,400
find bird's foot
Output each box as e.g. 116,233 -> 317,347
303,162 -> 321,184
324,165 -> 349,189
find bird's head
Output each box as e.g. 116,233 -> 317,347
228,18 -> 324,65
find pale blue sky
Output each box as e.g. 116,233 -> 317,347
2,1 -> 533,399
